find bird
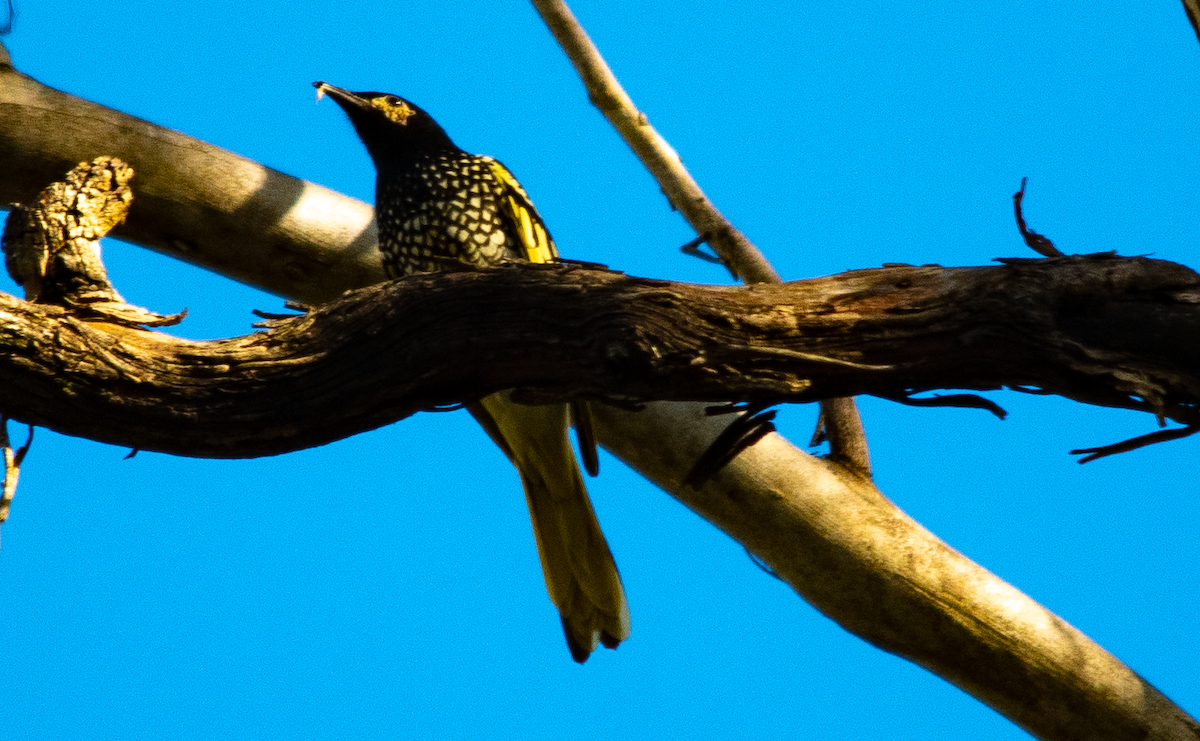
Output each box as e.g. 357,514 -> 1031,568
314,81 -> 630,662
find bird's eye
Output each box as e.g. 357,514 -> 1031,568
369,95 -> 417,125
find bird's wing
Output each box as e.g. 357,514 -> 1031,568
486,158 -> 600,477
486,158 -> 558,264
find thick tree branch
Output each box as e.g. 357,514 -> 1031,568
2,251 -> 1199,459
2,45 -> 1197,740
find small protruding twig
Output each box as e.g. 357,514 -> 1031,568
685,403 -> 778,488
882,393 -> 1008,420
1013,177 -> 1064,258
1007,385 -> 1055,396
252,301 -> 313,328
0,417 -> 34,541
681,232 -> 734,278
1070,424 -> 1200,463
420,403 -> 467,413
679,233 -> 723,264
252,303 -> 309,328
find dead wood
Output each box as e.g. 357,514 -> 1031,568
0,241 -> 1196,459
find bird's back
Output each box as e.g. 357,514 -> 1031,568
377,151 -> 538,277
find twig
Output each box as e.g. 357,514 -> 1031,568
882,392 -> 1009,420
0,416 -> 34,542
679,233 -> 733,275
1013,177 -> 1064,258
684,404 -> 777,488
1070,424 -> 1200,463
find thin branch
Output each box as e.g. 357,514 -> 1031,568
0,416 -> 33,542
1071,424 -> 1200,463
1013,177 -> 1064,258
529,0 -> 776,284
527,0 -> 870,471
684,403 -> 777,488
882,392 -> 1010,420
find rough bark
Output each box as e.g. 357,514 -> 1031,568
2,250 -> 1199,460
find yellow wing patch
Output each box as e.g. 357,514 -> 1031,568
487,159 -> 557,264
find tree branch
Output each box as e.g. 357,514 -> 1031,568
3,247 -> 1199,459
529,0 -> 776,284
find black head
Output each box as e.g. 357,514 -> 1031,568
314,81 -> 458,166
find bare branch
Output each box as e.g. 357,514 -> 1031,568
596,400 -> 1200,741
529,0 -> 775,284
1013,177 -> 1064,258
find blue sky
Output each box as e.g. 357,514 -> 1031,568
2,2 -> 1199,738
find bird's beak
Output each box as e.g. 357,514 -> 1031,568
312,81 -> 364,109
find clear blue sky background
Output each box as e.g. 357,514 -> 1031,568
2,2 -> 1198,738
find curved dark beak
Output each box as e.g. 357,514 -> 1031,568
312,81 -> 366,111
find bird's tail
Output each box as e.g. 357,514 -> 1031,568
470,392 -> 630,662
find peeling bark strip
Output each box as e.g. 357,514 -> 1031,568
0,254 -> 1196,459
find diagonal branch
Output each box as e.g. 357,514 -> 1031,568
530,0 -> 777,284
528,0 -> 869,471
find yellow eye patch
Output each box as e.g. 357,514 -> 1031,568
371,97 -> 416,125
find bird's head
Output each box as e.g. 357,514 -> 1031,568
313,81 -> 457,165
